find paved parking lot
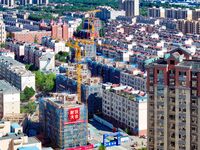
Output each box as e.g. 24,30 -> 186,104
89,119 -> 147,150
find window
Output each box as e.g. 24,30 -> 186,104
179,71 -> 186,76
170,60 -> 175,65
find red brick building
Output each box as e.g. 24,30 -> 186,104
12,30 -> 51,44
51,18 -> 69,41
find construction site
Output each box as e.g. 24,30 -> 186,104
39,93 -> 89,149
56,63 -> 102,116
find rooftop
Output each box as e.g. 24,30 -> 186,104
41,93 -> 84,109
0,80 -> 19,94
102,83 -> 147,102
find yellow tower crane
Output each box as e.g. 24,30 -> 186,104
66,41 -> 82,104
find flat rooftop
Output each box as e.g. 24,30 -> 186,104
0,80 -> 19,94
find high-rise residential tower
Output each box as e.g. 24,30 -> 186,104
119,0 -> 139,17
0,19 -> 6,44
146,47 -> 200,150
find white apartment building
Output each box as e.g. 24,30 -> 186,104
24,44 -> 55,71
120,69 -> 147,92
0,56 -> 35,91
96,6 -> 125,21
0,121 -> 42,150
6,40 -> 26,61
0,19 -> 6,44
0,80 -> 20,119
38,52 -> 55,71
42,36 -> 70,53
102,83 -> 147,136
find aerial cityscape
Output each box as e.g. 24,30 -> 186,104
0,0 -> 200,150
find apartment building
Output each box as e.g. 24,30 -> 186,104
24,44 -> 55,71
119,0 -> 140,17
0,48 -> 15,59
148,7 -> 193,20
6,40 -> 26,61
0,56 -> 35,91
0,0 -> 15,7
0,121 -> 42,150
177,19 -> 200,34
51,18 -> 69,41
41,36 -> 69,54
0,80 -> 20,119
146,47 -> 200,150
96,6 -> 125,21
0,19 -> 6,44
148,7 -> 165,18
12,30 -> 51,44
120,68 -> 147,92
102,83 -> 147,136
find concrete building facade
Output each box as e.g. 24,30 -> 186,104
0,80 -> 20,119
119,0 -> 139,17
146,48 -> 200,150
0,19 -> 6,44
0,56 -> 35,91
102,83 -> 147,136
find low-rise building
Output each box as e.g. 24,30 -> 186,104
12,30 -> 51,44
0,56 -> 35,91
0,48 -> 15,59
102,83 -> 147,136
0,80 -> 20,119
0,121 -> 42,150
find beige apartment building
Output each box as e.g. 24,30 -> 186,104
102,83 -> 147,136
148,7 -> 197,20
146,47 -> 200,150
0,80 -> 20,119
177,19 -> 200,34
119,0 -> 139,17
0,19 -> 6,44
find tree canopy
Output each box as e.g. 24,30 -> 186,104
35,71 -> 56,92
20,87 -> 35,102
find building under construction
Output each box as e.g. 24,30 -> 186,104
87,58 -> 120,84
56,74 -> 102,116
39,93 -> 88,149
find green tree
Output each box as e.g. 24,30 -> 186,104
35,71 -> 56,92
24,87 -> 35,99
21,102 -> 37,114
98,144 -> 106,150
20,87 -> 35,102
42,73 -> 56,92
55,51 -> 69,63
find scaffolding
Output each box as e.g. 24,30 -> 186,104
39,96 -> 88,149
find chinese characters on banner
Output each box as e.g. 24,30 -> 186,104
68,108 -> 80,122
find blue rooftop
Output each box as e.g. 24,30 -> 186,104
11,123 -> 21,129
17,146 -> 39,150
